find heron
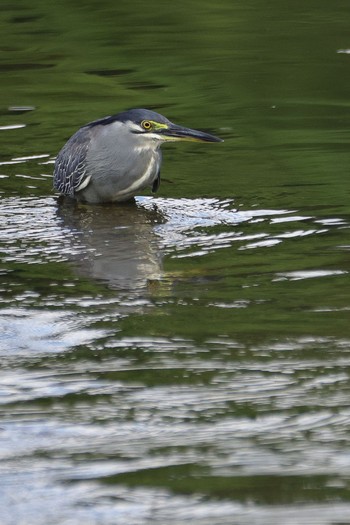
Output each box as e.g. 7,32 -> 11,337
53,108 -> 223,204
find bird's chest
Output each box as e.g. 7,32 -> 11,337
91,138 -> 159,178
123,152 -> 158,192
108,147 -> 160,200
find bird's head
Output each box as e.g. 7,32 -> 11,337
114,108 -> 223,145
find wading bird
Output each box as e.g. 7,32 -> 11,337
53,108 -> 223,203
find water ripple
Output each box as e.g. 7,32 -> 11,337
0,195 -> 343,268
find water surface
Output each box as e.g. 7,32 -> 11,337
1,1 -> 350,524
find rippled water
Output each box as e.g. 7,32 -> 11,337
1,1 -> 350,524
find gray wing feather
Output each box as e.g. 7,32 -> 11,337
53,127 -> 92,197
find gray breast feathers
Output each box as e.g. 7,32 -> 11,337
53,127 -> 92,198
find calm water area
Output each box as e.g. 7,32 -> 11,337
1,1 -> 350,524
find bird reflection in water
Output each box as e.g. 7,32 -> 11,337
56,197 -> 165,295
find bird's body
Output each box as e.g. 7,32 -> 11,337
53,109 -> 222,204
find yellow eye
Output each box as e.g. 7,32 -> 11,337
141,120 -> 152,131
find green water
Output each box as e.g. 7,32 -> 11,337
1,1 -> 350,524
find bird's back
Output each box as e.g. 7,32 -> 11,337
53,126 -> 92,198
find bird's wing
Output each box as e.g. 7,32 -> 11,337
53,127 -> 92,198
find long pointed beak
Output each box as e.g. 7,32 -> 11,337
161,123 -> 223,143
